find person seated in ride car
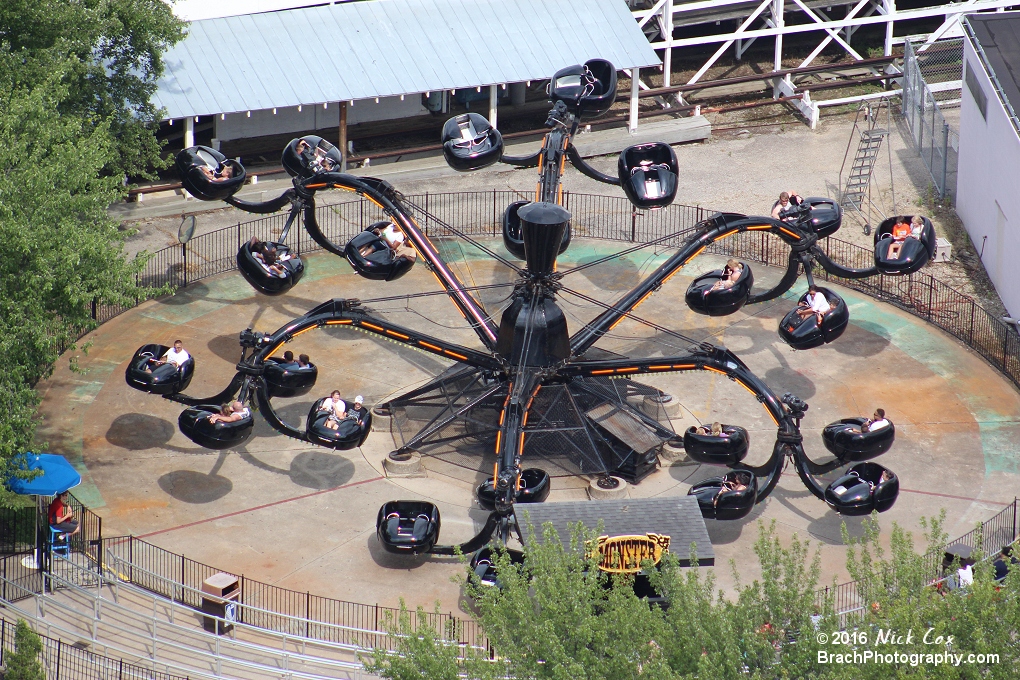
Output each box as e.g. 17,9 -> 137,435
199,164 -> 234,183
795,285 -> 830,324
348,395 -> 369,425
697,422 -> 723,436
887,217 -> 911,259
772,191 -> 802,221
147,339 -> 189,372
360,223 -> 417,264
249,237 -> 289,277
298,353 -> 311,368
710,259 -> 743,291
714,474 -> 748,506
909,215 -> 925,239
283,350 -> 294,363
321,390 -> 348,430
208,400 -> 250,424
862,408 -> 890,432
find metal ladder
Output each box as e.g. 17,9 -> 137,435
839,101 -> 891,233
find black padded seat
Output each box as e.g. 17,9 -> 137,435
263,357 -> 317,398
236,241 -> 304,295
344,226 -> 415,281
682,425 -> 750,465
824,462 -> 899,515
376,501 -> 441,555
281,135 -> 342,179
873,215 -> 936,275
822,417 -> 895,463
684,263 -> 754,316
550,59 -> 617,119
689,470 -> 758,520
178,404 -> 254,450
618,142 -> 679,210
476,468 -> 551,511
125,344 -> 195,396
176,146 -> 246,201
441,113 -> 503,172
469,546 -> 526,589
305,397 -> 372,450
503,201 -> 570,260
778,287 -> 850,350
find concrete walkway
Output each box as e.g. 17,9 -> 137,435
35,238 -> 1020,618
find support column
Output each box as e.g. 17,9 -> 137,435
772,0 -> 784,99
884,0 -> 896,56
663,0 -> 674,89
339,101 -> 348,171
509,82 -> 526,106
184,116 -> 195,149
212,115 -> 221,151
489,85 -> 498,128
629,67 -> 640,132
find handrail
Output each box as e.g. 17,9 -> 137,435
1,567 -> 364,680
0,615 -> 191,680
104,551 -> 432,652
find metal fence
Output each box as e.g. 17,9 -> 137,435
0,616 -> 191,680
816,498 -> 1019,621
87,192 -> 1020,392
692,226 -> 1020,390
101,536 -> 487,652
902,38 -> 963,200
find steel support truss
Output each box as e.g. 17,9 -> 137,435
632,0 -> 1020,126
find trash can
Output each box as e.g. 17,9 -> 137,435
201,573 -> 239,634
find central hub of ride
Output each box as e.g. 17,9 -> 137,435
495,202 -> 571,368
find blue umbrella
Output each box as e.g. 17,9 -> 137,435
5,452 -> 81,496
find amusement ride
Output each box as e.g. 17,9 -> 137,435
126,60 -> 938,558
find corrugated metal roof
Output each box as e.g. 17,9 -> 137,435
153,0 -> 660,119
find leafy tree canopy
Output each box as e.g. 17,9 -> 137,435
0,0 -> 186,178
366,516 -> 1019,679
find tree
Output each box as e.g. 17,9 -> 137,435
367,518 -> 1018,679
0,59 -> 164,506
0,0 -> 186,178
5,620 -> 44,680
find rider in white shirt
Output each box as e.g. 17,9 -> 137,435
796,286 -> 830,325
149,340 -> 189,372
864,408 -> 890,432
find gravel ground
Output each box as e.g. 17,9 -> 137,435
116,104 -> 1009,318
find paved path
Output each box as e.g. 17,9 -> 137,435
35,238 -> 1020,617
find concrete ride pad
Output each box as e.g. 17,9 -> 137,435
35,237 -> 1020,615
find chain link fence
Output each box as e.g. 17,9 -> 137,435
902,38 -> 963,200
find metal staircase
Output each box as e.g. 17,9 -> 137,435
839,100 -> 891,233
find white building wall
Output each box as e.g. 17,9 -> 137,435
214,95 -> 427,141
956,39 -> 1020,318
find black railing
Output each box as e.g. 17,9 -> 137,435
101,536 -> 486,651
816,498 -> 1019,620
0,506 -> 35,554
1,494 -> 104,575
89,193 -> 1018,390
0,617 -> 190,680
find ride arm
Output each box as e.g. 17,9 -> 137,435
500,150 -> 542,168
570,214 -> 805,355
810,245 -> 879,279
566,144 -> 620,186
164,373 -> 246,407
225,190 -> 296,214
490,371 -> 542,516
302,172 -> 500,349
562,347 -> 799,503
747,250 -> 803,305
254,298 -> 503,372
